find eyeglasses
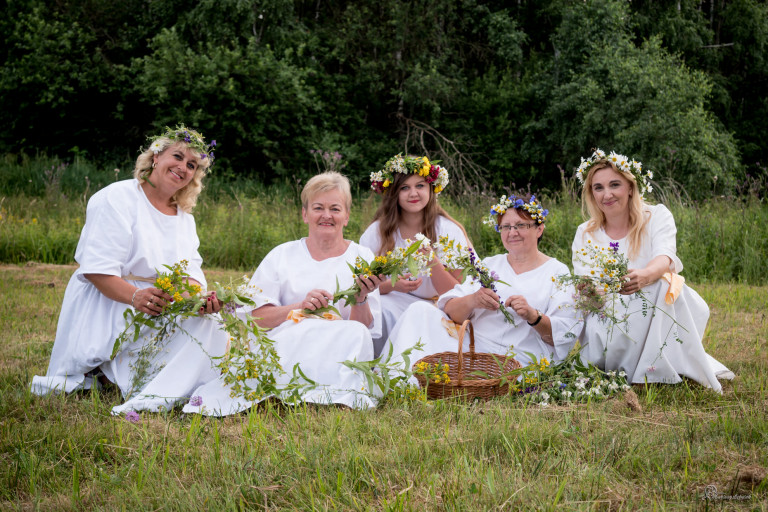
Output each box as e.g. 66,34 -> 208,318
496,222 -> 536,233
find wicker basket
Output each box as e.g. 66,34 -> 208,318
413,319 -> 521,400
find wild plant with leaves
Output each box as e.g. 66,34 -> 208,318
307,236 -> 434,318
112,262 -> 289,402
434,235 -> 516,325
342,341 -> 427,404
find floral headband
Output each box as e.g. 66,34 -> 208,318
483,194 -> 549,231
148,125 -> 216,168
575,149 -> 653,197
370,153 -> 449,195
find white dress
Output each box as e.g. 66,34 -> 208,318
183,239 -> 382,415
30,179 -> 227,414
572,203 -> 734,391
383,254 -> 582,372
359,216 -> 469,356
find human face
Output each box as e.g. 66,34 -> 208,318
302,189 -> 350,239
590,166 -> 632,217
397,174 -> 430,214
499,208 -> 542,255
152,143 -> 199,194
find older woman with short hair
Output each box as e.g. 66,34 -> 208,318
185,172 -> 385,414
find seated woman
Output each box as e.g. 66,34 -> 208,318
184,172 -> 385,414
31,125 -> 225,414
383,194 -> 582,371
361,154 -> 469,356
572,149 -> 734,390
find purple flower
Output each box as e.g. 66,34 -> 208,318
211,140 -> 216,147
609,241 -> 620,253
490,271 -> 500,281
189,395 -> 203,407
124,411 -> 140,423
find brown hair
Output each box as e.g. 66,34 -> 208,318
581,159 -> 648,258
368,172 -> 469,255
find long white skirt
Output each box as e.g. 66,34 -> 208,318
183,318 -> 379,416
32,314 -> 228,415
374,292 -> 436,357
580,280 -> 734,391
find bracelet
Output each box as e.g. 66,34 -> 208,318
527,309 -> 542,327
131,288 -> 140,308
355,296 -> 368,305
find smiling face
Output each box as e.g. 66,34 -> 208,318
397,174 -> 431,214
498,208 -> 543,255
589,165 -> 632,217
151,143 -> 199,194
301,188 -> 350,240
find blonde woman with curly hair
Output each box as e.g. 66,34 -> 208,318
32,125 -> 227,414
572,149 -> 733,391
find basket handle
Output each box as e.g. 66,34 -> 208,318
455,319 -> 475,386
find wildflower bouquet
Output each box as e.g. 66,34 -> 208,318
306,236 -> 434,318
112,261 -> 289,402
554,240 -> 632,324
474,348 -> 631,406
434,236 -> 516,325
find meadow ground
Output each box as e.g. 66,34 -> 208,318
0,263 -> 766,511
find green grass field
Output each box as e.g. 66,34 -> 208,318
1,263 -> 765,511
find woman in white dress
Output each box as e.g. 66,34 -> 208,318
572,149 -> 734,391
184,172 -> 385,414
31,125 -> 227,414
361,154 -> 469,356
384,194 -> 582,370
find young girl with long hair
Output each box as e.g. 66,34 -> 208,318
360,154 -> 470,356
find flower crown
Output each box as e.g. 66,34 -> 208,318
483,194 -> 549,231
575,149 -> 653,197
148,125 -> 216,168
370,153 -> 449,195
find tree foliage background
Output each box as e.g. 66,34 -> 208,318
2,0 -> 766,198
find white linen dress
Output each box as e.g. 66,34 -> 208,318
572,203 -> 734,391
183,239 -> 382,415
359,216 -> 469,356
30,179 -> 227,414
382,254 -> 582,373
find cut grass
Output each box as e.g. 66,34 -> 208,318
1,264 -> 766,510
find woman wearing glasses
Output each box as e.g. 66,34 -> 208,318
383,194 -> 582,369
572,150 -> 733,391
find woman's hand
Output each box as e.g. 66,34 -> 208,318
472,287 -> 501,311
134,286 -> 173,317
198,291 -> 222,315
392,273 -> 423,293
505,294 -> 537,323
301,289 -> 334,311
621,268 -> 654,295
354,274 -> 386,304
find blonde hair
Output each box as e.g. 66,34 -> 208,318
133,139 -> 212,213
301,171 -> 352,212
581,159 -> 648,259
368,171 -> 470,255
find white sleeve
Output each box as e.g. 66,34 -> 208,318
571,224 -> 591,275
647,204 -> 683,272
184,215 -> 207,289
74,189 -> 134,283
436,275 -> 482,311
248,246 -> 285,309
542,262 -> 583,361
359,222 -> 382,255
